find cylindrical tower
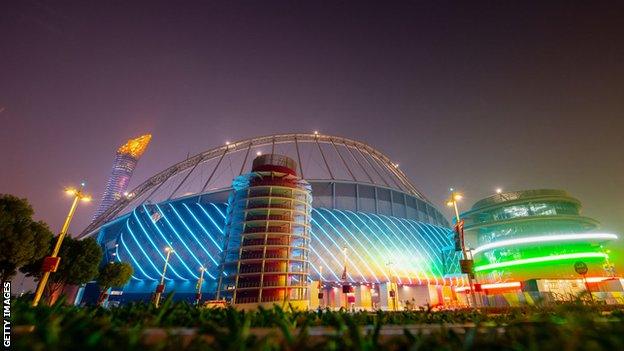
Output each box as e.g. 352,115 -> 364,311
217,154 -> 312,309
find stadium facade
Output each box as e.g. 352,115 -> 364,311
81,133 -> 465,309
92,134 -> 152,221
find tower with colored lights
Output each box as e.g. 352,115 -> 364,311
217,154 -> 313,309
92,134 -> 151,221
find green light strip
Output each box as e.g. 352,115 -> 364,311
474,252 -> 608,272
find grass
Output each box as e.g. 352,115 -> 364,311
10,295 -> 624,350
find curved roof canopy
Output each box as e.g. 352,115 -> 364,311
82,133 -> 433,236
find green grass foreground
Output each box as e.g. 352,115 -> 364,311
11,296 -> 624,351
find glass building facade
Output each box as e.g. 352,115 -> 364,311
460,189 -> 618,281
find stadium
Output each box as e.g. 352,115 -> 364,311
80,133 -> 465,309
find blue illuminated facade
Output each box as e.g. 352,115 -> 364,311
93,181 -> 460,303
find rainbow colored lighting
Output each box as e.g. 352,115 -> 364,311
472,233 -> 618,255
474,252 -> 609,272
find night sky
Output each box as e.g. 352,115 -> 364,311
1,1 -> 623,265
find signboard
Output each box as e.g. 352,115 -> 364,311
42,256 -> 61,272
574,261 -> 588,275
453,220 -> 465,252
460,259 -> 474,274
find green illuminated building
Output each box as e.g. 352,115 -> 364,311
460,189 -> 618,281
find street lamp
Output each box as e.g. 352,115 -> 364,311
195,266 -> 205,306
385,261 -> 397,311
32,183 -> 92,307
341,247 -> 350,309
446,189 -> 478,308
154,246 -> 174,307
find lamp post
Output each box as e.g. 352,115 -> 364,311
341,247 -> 350,310
195,266 -> 205,306
32,183 -> 91,307
446,189 -> 478,308
386,261 -> 397,311
154,246 -> 173,307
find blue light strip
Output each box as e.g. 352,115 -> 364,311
318,209 -> 383,283
210,202 -> 227,219
357,212 -> 412,283
341,210 -> 402,282
332,210 -> 392,282
123,220 -> 161,280
168,203 -> 219,270
311,217 -> 363,281
309,225 -> 355,282
309,244 -> 341,281
197,203 -> 225,235
389,216 -> 443,284
378,215 -> 433,283
314,209 -> 379,283
116,232 -> 143,281
141,204 -> 196,279
154,204 -> 204,279
404,220 -> 450,283
132,209 -> 187,280
370,213 -> 423,284
183,203 -> 222,250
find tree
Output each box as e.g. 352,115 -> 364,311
21,236 -> 102,304
0,194 -> 53,282
96,262 -> 133,305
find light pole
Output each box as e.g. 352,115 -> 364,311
154,246 -> 173,307
446,189 -> 478,308
32,183 -> 91,307
341,247 -> 350,310
195,266 -> 205,306
386,261 -> 397,311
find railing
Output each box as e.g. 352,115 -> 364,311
262,280 -> 284,287
240,252 -> 264,260
235,296 -> 259,304
261,295 -> 285,302
242,239 -> 265,246
266,238 -> 288,245
264,252 -> 287,259
246,214 -> 292,221
239,267 -> 262,274
250,179 -> 298,188
247,203 -> 293,210
237,281 -> 260,288
244,226 -> 289,234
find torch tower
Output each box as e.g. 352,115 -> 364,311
92,134 -> 151,221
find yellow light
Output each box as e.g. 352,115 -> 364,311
453,193 -> 463,201
165,247 -> 171,252
496,188 -> 503,194
446,201 -> 454,207
65,188 -> 76,196
81,196 -> 92,202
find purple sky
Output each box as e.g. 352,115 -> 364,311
1,1 -> 623,264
